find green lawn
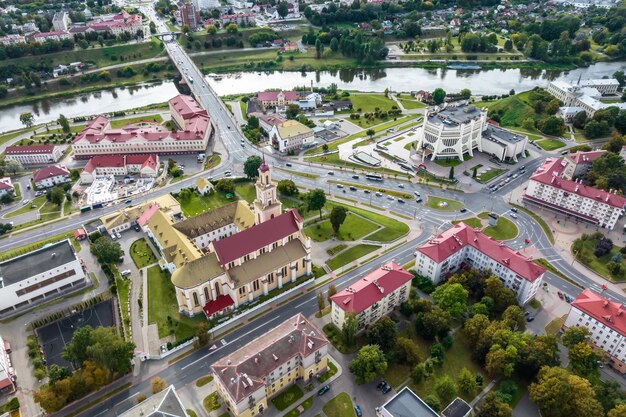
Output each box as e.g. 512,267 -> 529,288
203,393 -> 220,412
477,168 -> 506,183
5,195 -> 47,218
130,238 -> 157,269
0,231 -> 75,261
284,397 -> 314,417
110,114 -> 163,128
322,392 -> 357,417
536,139 -> 565,151
575,239 -> 626,282
204,154 -> 222,170
426,196 -> 464,211
327,202 -> 409,242
270,385 -> 304,411
239,101 -> 248,120
545,315 -> 566,336
452,217 -> 483,228
186,410 -> 199,417
147,266 -> 206,341
235,182 -> 256,203
304,213 -> 380,242
482,216 -> 518,240
349,93 -> 397,113
326,244 -> 380,270
196,375 -> 214,387
397,98 -> 427,109
0,126 -> 37,146
39,201 -> 62,215
384,362 -> 411,388
176,190 -> 234,217
114,267 -> 131,339
318,361 -> 338,383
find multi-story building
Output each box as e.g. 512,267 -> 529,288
0,34 -> 26,45
415,222 -> 545,305
0,240 -> 87,318
548,79 -> 626,118
119,385 -> 187,417
5,144 -> 63,166
255,113 -> 287,133
33,165 -> 71,189
564,289 -> 626,374
29,31 -> 73,42
524,157 -> 626,229
80,154 -> 159,183
0,335 -> 14,394
100,194 -> 181,235
415,103 -> 528,162
72,95 -> 213,158
330,261 -> 412,333
562,150 -> 606,180
88,11 -> 143,36
52,11 -> 71,32
269,120 -> 314,153
579,79 -> 621,95
212,313 -> 329,417
220,12 -> 256,25
181,2 -> 200,29
257,91 -> 298,109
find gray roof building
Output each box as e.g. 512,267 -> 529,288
118,385 -> 187,417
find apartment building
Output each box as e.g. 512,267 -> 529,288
88,11 -> 143,36
564,289 -> 626,374
415,222 -> 545,305
269,120 -> 314,153
562,150 -> 606,180
212,314 -> 329,417
5,145 -> 63,165
181,2 -> 201,29
524,157 -> 626,229
52,11 -> 71,31
99,194 -> 181,235
32,165 -> 71,189
330,262 -> 412,333
80,154 -> 159,183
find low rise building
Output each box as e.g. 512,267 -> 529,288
99,194 -> 180,234
524,157 -> 626,229
88,10 -> 143,36
33,165 -> 71,189
256,113 -> 287,133
258,91 -> 298,109
220,12 -> 256,25
564,289 -> 626,374
330,261 -> 412,333
0,335 -> 15,394
0,240 -> 87,318
480,124 -> 528,163
80,154 -> 159,183
442,398 -> 473,417
118,385 -> 187,417
30,31 -> 73,42
0,178 -> 14,197
212,313 -> 329,417
0,34 -> 26,45
376,387 -> 438,417
5,145 -> 63,166
269,120 -> 314,153
415,222 -> 545,305
195,177 -> 213,195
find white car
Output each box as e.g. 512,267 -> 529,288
510,213 -> 518,219
116,232 -> 122,239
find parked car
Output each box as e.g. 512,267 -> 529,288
352,175 -> 360,180
116,232 -> 122,240
460,208 -> 467,213
355,405 -> 362,417
382,383 -> 392,394
318,385 -> 331,396
377,381 -> 387,390
414,191 -> 421,197
557,291 -> 564,299
524,310 -> 531,317
526,316 -> 535,322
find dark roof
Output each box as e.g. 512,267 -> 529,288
0,240 -> 77,286
442,398 -> 472,417
5,145 -> 56,155
382,387 -> 438,417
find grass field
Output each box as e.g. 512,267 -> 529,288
453,217 -> 483,228
349,93 -> 397,113
110,114 -> 163,129
204,154 -> 221,170
545,315 -> 566,336
176,190 -> 234,217
147,266 -> 206,340
114,267 -> 131,339
326,244 -> 380,270
397,98 -> 427,110
0,126 -> 37,146
426,196 -> 464,211
5,195 -> 47,218
322,393 -> 357,417
234,182 -> 256,203
575,239 -> 626,282
130,238 -> 157,269
477,168 -> 506,183
284,397 -> 314,417
305,213 -> 380,242
536,139 -> 566,151
327,201 -> 409,242
271,385 -> 304,411
482,216 -> 518,240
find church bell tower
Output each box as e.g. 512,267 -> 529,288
253,156 -> 282,224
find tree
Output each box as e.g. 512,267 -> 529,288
85,326 -> 135,374
243,155 -> 262,179
316,292 -> 326,312
322,144 -> 329,152
540,116 -> 565,136
277,180 -> 298,196
501,305 -> 526,331
561,327 -> 590,348
415,306 -> 451,340
366,129 -> 375,139
247,115 -> 259,129
20,112 -> 34,127
435,375 -> 457,404
522,117 -> 535,130
151,377 -> 167,394
342,313 -> 358,347
216,178 -> 235,194
477,392 -> 512,417
458,367 -> 477,396
433,88 -> 446,104
177,188 -> 192,202
367,316 -> 397,352
460,88 -> 472,100
349,344 -> 388,384
573,111 -> 588,129
330,37 -> 339,52
226,23 -> 238,34
194,323 -> 210,349
306,189 -> 326,219
207,25 -> 217,35
521,335 -> 560,378
48,364 -> 71,384
395,337 -> 421,365
0,85 -> 7,99
568,342 -> 600,377
504,39 -> 513,51
484,276 -> 516,313
609,404 -> 626,417
286,103 -> 300,119
449,166 -> 455,180
329,206 -> 347,235
47,186 -> 65,206
529,366 -> 604,417
411,362 -> 427,384
545,99 -> 561,115
58,114 -> 70,133
327,285 -> 337,304
276,1 -> 289,18
62,326 -> 93,367
90,237 -> 123,265
464,314 -> 490,348
432,283 -> 468,318
315,38 -> 322,59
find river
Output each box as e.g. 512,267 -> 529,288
1,61 -> 625,133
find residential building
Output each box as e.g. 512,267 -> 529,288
181,2 -> 200,29
212,313 -> 329,417
195,177 -> 213,195
52,11 -> 71,31
269,120 -> 314,153
0,240 -> 87,318
88,11 -> 143,36
33,165 -> 71,189
29,31 -> 73,42
255,113 -> 287,133
0,335 -> 14,394
376,387 -> 438,417
293,93 -> 322,110
282,41 -> 298,52
72,95 -> 213,158
330,261 -> 412,333
562,150 -> 606,180
220,12 -> 256,25
99,194 -> 180,235
197,0 -> 220,10
118,385 -> 187,417
0,178 -> 14,197
0,34 -> 26,45
548,79 -> 626,118
257,91 -> 298,109
524,157 -> 626,229
564,288 -> 626,374
415,222 -> 545,305
5,145 -> 63,165
80,154 -> 159,183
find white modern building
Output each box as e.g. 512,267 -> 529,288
564,288 -> 626,374
269,120 -> 314,153
0,240 -> 87,318
415,222 -> 545,305
5,145 -> 63,166
0,335 -> 15,394
32,165 -> 71,189
330,261 -> 412,333
524,157 -> 626,229
548,79 -> 626,118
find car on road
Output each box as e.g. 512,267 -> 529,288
460,208 -> 467,213
328,172 -> 335,176
398,184 -> 404,188
510,213 -> 518,219
337,184 -> 344,189
22,199 -> 29,205
510,208 -> 518,213
364,190 -> 371,194
224,170 -> 231,176
355,405 -> 362,417
387,196 -> 394,200
318,385 -> 330,396
414,191 -> 421,197
286,163 -> 292,167
416,198 -> 423,203
397,198 -> 405,203
350,186 -> 357,191
376,192 -> 382,197
352,175 -> 360,179
526,316 -> 535,322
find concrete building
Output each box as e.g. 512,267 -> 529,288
580,79 -> 621,95
269,120 -> 314,153
0,240 -> 87,318
118,385 -> 187,417
72,95 -> 213,158
524,157 -> 626,229
212,314 -> 329,417
197,0 -> 220,10
88,11 -> 143,36
29,31 -> 73,42
32,165 -> 71,189
547,79 -> 626,118
330,261 -> 412,333
376,387 -> 438,417
0,335 -> 15,394
480,124 -> 528,163
562,150 -> 606,180
564,289 -> 626,374
80,154 -> 159,184
5,145 -> 63,166
99,194 -> 180,235
220,13 -> 256,25
415,222 -> 545,305
257,91 -> 298,109
0,34 -> 26,45
181,2 -> 200,29
52,11 -> 71,32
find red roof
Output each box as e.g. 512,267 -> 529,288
565,150 -> 606,165
571,289 -> 626,336
203,294 -> 235,317
5,145 -> 55,155
169,94 -> 208,120
212,209 -> 302,264
529,158 -> 626,209
73,229 -> 87,238
416,222 -> 545,282
330,261 -> 413,313
0,180 -> 13,191
83,154 -> 158,173
257,91 -> 298,102
33,165 -> 70,182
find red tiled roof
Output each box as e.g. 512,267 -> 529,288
565,150 -> 606,165
169,94 -> 208,120
416,222 -> 545,282
203,294 -> 234,317
83,154 -> 158,173
5,145 -> 55,155
33,165 -> 70,182
0,378 -> 13,392
529,158 -> 626,209
212,209 -> 302,264
571,289 -> 626,336
0,181 -> 13,191
137,203 -> 160,227
330,261 -> 412,313
257,91 -> 298,102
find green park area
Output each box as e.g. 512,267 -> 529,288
234,182 -> 257,203
130,238 -> 158,269
175,189 -> 234,217
482,215 -> 518,240
572,234 -> 626,282
397,97 -> 427,110
426,196 -> 464,211
349,93 -> 397,113
109,114 -> 163,129
326,244 -> 380,270
271,385 -> 304,411
452,217 -> 483,228
477,168 -> 506,183
305,212 -> 380,242
322,393 -> 357,417
536,139 -> 566,151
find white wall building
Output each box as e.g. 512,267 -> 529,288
0,178 -> 14,197
524,157 -> 626,229
5,145 -> 63,165
80,154 -> 159,184
0,335 -> 15,394
564,289 -> 626,374
269,120 -> 314,153
330,261 -> 412,333
415,222 -> 545,305
52,11 -> 71,32
548,79 -> 626,118
33,165 -> 71,189
0,240 -> 87,318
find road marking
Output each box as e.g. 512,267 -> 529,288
294,298 -> 313,308
118,392 -> 140,404
93,408 -> 109,417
